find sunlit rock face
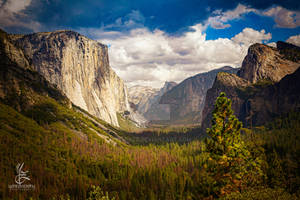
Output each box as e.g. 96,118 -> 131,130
0,29 -> 71,111
238,43 -> 299,83
202,42 -> 300,130
10,30 -> 130,126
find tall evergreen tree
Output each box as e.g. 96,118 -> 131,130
205,92 -> 263,197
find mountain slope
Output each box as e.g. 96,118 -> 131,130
202,42 -> 300,129
238,43 -> 299,83
0,29 -> 70,110
0,28 -> 133,199
0,29 -> 125,146
9,30 -> 130,127
160,66 -> 239,124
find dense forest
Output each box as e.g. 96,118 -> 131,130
0,92 -> 299,200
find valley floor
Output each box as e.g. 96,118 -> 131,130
0,100 -> 299,200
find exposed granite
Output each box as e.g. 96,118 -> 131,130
202,42 -> 300,130
238,43 -> 299,83
9,30 -> 131,126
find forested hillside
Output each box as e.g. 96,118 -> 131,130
1,92 -> 299,199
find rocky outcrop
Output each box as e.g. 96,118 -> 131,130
201,72 -> 250,129
238,43 -> 299,83
240,67 -> 300,127
9,30 -> 130,126
160,66 -> 239,124
0,29 -> 71,111
202,42 -> 300,129
277,41 -> 300,62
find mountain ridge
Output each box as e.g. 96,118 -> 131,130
159,66 -> 239,124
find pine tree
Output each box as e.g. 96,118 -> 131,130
205,92 -> 262,197
87,186 -> 115,200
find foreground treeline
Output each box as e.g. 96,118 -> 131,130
0,93 -> 299,199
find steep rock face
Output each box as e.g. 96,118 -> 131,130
277,41 -> 300,62
201,72 -> 250,129
9,30 -> 130,126
202,42 -> 300,129
238,43 -> 299,83
0,29 -> 70,111
160,66 -> 239,124
241,67 -> 300,126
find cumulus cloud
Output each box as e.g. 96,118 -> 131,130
81,7 -> 271,88
207,4 -> 300,30
78,4 -> 273,88
0,0 -> 41,32
81,18 -> 271,88
207,4 -> 256,29
263,6 -> 300,28
0,0 -> 31,13
231,28 -> 272,46
286,35 -> 300,46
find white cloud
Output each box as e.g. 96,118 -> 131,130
206,4 -> 300,30
231,28 -> 272,46
267,42 -> 277,48
206,4 -> 256,29
77,5 -> 274,88
81,22 -> 271,88
263,6 -> 300,28
0,0 -> 41,32
286,35 -> 300,46
79,5 -> 273,88
2,0 -> 31,13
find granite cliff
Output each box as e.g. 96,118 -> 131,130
0,29 -> 70,111
238,43 -> 299,83
0,29 -> 129,147
160,66 -> 239,124
9,30 -> 131,126
202,42 -> 300,129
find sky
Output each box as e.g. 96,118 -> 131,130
0,0 -> 300,88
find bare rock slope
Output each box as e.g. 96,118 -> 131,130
9,30 -> 130,126
238,43 -> 299,83
202,42 -> 300,129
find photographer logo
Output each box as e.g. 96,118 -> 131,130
8,163 -> 35,191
